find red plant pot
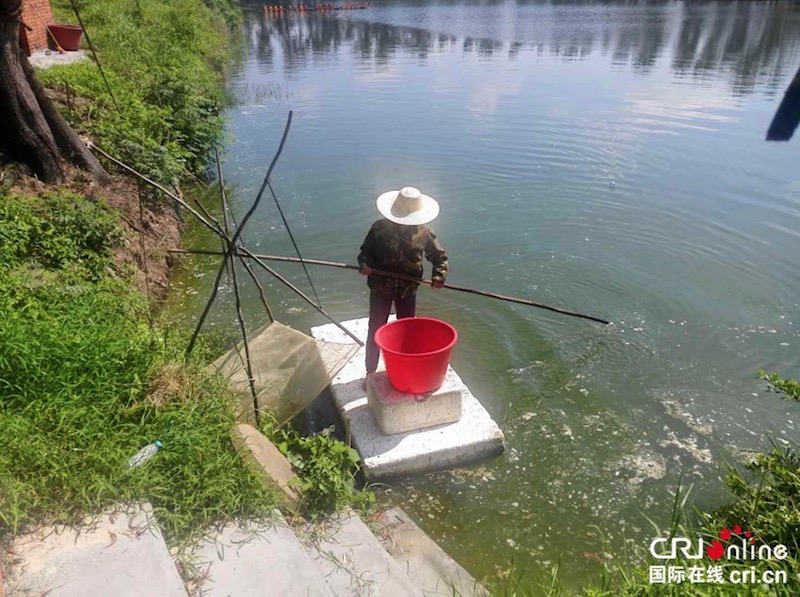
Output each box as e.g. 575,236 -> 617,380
47,24 -> 83,52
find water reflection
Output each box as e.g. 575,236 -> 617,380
672,1 -> 798,95
242,0 -> 800,94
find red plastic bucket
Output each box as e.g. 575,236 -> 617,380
374,317 -> 458,394
47,25 -> 83,52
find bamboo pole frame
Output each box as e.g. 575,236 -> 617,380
89,111 -> 366,424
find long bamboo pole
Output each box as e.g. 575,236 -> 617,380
168,248 -> 610,325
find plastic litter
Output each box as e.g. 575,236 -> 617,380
127,440 -> 163,469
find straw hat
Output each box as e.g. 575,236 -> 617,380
376,187 -> 440,225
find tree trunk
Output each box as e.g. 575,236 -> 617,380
0,0 -> 111,185
0,1 -> 63,183
22,56 -> 112,185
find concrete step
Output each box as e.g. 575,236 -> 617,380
374,507 -> 489,597
299,509 -> 425,597
4,502 -> 186,597
184,510 -> 334,597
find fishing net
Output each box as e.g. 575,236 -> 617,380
213,321 -> 359,426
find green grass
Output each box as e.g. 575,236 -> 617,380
0,190 -> 278,547
0,188 -> 375,547
0,190 -> 122,276
41,0 -> 238,185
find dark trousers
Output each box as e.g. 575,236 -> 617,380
366,290 -> 416,373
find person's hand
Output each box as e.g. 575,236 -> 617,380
431,279 -> 444,289
359,264 -> 372,276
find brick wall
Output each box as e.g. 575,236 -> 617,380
21,0 -> 54,53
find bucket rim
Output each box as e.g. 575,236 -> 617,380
374,316 -> 458,358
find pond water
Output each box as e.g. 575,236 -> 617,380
166,0 -> 800,588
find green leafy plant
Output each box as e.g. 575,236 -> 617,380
486,444 -> 799,595
578,449 -> 798,596
715,446 -> 800,552
0,191 -> 122,279
757,369 -> 800,401
268,424 -> 374,515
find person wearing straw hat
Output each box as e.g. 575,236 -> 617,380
358,186 -> 449,377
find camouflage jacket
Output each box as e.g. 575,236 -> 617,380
358,219 -> 448,299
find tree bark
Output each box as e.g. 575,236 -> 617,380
0,0 -> 111,185
0,0 -> 63,183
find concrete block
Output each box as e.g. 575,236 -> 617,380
310,318 -> 505,480
375,507 -> 489,597
230,423 -> 302,512
300,509 -> 423,597
6,503 -> 186,597
367,371 -> 462,435
186,512 -> 333,597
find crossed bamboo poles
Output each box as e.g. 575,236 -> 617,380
91,112 -> 362,344
90,110 -> 610,420
91,112 -> 365,424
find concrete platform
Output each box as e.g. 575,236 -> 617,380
366,370 -> 462,435
185,511 -> 334,597
5,503 -> 187,597
310,318 -> 505,479
299,509 -> 424,597
374,507 -> 489,597
28,49 -> 88,70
